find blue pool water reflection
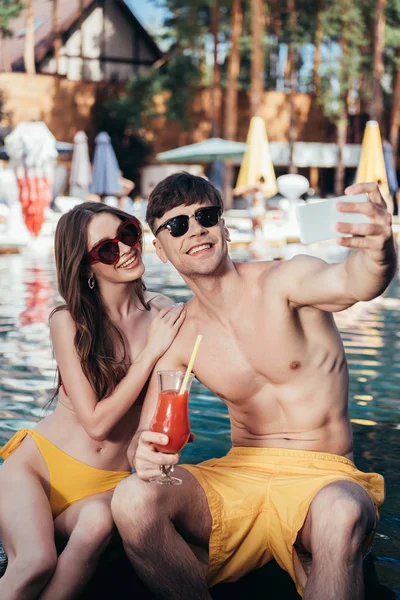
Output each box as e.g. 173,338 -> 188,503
0,249 -> 399,593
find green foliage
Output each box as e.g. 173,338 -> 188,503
105,72 -> 163,131
317,1 -> 366,124
274,0 -> 318,47
92,52 -> 202,180
386,0 -> 400,54
103,0 -> 400,150
92,95 -> 153,185
0,0 -> 23,37
102,51 -> 202,131
161,54 -> 202,126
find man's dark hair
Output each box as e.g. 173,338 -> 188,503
146,172 -> 224,232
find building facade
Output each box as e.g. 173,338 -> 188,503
0,0 -> 162,82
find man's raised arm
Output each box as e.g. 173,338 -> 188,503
279,182 -> 397,312
127,352 -> 187,480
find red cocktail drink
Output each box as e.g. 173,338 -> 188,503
150,390 -> 190,453
149,370 -> 195,485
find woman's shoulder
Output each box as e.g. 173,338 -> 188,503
49,307 -> 76,335
145,292 -> 174,311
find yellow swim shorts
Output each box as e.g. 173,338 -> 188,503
181,447 -> 384,596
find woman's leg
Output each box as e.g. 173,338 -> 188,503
0,461 -> 57,600
38,490 -> 114,600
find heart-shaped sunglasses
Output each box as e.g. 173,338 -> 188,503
87,216 -> 142,265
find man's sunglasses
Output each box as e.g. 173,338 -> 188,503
87,216 -> 142,265
154,206 -> 222,238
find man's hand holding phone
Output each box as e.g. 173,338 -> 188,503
296,182 -> 392,249
336,183 -> 393,264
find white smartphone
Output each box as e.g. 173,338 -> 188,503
296,194 -> 371,245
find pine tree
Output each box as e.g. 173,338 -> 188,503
318,1 -> 366,194
386,0 -> 400,159
224,0 -> 243,206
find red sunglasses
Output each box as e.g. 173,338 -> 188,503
87,216 -> 142,265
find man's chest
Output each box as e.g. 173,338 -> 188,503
188,316 -> 308,402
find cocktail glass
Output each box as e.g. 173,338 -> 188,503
149,370 -> 194,485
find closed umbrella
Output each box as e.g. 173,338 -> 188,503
69,131 -> 91,198
356,121 -> 389,194
90,132 -> 122,197
236,117 -> 278,198
207,160 -> 224,192
5,122 -> 57,236
382,140 -> 399,196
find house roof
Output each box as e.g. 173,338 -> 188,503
0,0 -> 163,72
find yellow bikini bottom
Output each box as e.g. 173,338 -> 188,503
0,428 -> 131,518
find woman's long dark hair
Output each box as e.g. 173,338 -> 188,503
50,202 -> 150,401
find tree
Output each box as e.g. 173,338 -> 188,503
370,0 -> 387,129
312,0 -> 323,96
160,0 -> 230,135
24,0 -> 36,75
210,0 -> 221,136
389,47 -> 400,160
224,0 -> 243,142
161,54 -> 202,129
0,0 -> 24,72
318,1 -> 366,194
250,0 -> 265,117
223,0 -> 243,205
95,52 -> 202,183
386,0 -> 400,160
284,0 -> 298,173
269,0 -> 317,172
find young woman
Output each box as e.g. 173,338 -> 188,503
0,202 -> 185,600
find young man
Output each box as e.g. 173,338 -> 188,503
111,173 -> 397,600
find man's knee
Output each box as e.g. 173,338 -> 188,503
111,475 -> 160,535
309,482 -> 375,554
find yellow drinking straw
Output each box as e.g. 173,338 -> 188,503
179,334 -> 203,395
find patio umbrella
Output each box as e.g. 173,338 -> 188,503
69,131 -> 91,198
236,117 -> 278,198
156,138 -> 247,163
5,122 -> 58,236
90,132 -> 122,196
356,120 -> 389,194
382,140 -> 399,196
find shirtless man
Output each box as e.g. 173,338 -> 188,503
111,173 -> 396,600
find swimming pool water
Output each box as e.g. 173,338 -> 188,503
0,248 -> 399,594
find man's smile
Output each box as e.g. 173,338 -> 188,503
186,243 -> 214,256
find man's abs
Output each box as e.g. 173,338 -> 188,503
221,368 -> 353,459
229,412 -> 354,459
